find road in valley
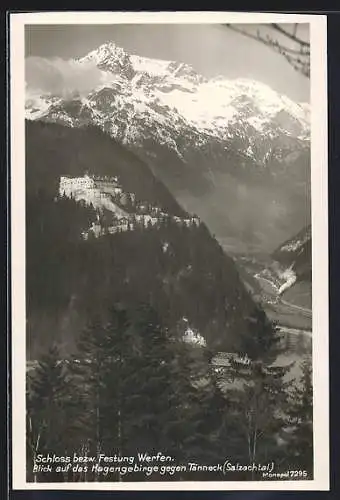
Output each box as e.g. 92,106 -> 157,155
280,299 -> 312,318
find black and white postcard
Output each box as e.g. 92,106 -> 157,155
10,11 -> 329,491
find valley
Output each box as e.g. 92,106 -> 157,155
25,42 -> 313,382
23,25 -> 315,483
231,250 -> 312,383
25,119 -> 312,387
232,251 -> 311,330
57,169 -> 313,352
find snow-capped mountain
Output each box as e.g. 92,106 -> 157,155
26,41 -> 310,158
25,41 -> 311,252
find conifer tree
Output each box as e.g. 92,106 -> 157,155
68,313 -> 120,458
67,305 -> 138,481
220,308 -> 292,480
177,347 -> 230,480
139,327 -> 228,481
100,305 -> 137,464
241,308 -> 282,363
26,344 -> 78,482
285,357 -> 313,477
118,304 -> 178,469
85,302 -> 229,482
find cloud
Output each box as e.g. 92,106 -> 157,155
25,56 -> 105,98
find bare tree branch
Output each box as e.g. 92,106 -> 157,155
224,23 -> 310,79
271,23 -> 310,47
224,24 -> 273,47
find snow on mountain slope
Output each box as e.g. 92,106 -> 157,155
277,266 -> 297,295
157,76 -> 309,137
25,42 -> 311,253
130,54 -> 172,77
25,90 -> 63,120
272,225 -> 312,283
279,225 -> 311,253
25,41 -> 310,164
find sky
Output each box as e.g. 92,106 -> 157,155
25,23 -> 310,102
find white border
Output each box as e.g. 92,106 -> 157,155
10,11 -> 329,491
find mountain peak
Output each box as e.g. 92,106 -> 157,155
26,41 -> 310,161
79,41 -> 135,78
81,40 -> 128,61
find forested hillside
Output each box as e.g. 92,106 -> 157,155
25,120 -> 313,483
26,120 -> 185,216
26,120 -> 263,358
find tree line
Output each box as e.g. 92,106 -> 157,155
26,193 -> 260,357
26,301 -> 313,483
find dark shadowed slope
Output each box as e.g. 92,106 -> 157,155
26,120 -> 267,359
